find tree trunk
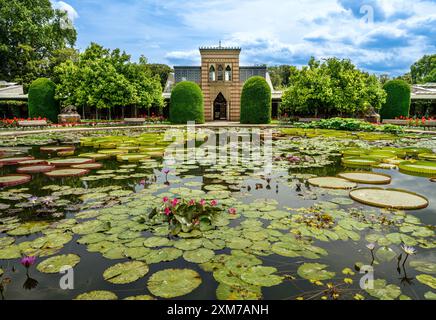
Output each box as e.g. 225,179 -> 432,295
96,108 -> 99,120
134,106 -> 138,118
82,105 -> 85,119
122,106 -> 125,119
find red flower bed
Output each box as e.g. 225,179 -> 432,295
0,117 -> 48,128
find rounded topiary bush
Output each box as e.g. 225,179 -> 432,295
170,81 -> 204,124
28,78 -> 59,123
380,79 -> 411,120
240,76 -> 272,124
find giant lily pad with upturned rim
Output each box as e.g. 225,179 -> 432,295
0,174 -> 32,187
44,169 -> 90,178
308,177 -> 357,190
0,157 -> 34,166
399,161 -> 436,175
349,188 -> 429,210
337,172 -> 392,185
17,165 -> 55,174
49,158 -> 94,167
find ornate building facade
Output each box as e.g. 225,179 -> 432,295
164,45 -> 281,122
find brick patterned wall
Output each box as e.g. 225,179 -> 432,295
200,49 -> 241,122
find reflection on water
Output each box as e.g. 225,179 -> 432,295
0,129 -> 435,300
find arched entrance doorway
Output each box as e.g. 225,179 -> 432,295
214,93 -> 227,120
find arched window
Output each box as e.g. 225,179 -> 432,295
209,65 -> 215,81
225,65 -> 232,81
217,65 -> 224,81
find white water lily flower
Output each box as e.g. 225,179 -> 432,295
401,244 -> 417,255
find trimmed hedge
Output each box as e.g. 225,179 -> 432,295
28,78 -> 59,123
170,81 -> 204,124
380,79 -> 411,120
240,76 -> 272,124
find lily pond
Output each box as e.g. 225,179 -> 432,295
0,127 -> 435,300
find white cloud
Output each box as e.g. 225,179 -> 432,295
52,1 -> 79,22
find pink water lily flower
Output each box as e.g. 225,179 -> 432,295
163,196 -> 169,203
164,207 -> 172,216
210,200 -> 218,206
162,168 -> 170,175
199,199 -> 206,206
171,198 -> 179,207
228,208 -> 237,215
20,256 -> 36,268
188,199 -> 196,206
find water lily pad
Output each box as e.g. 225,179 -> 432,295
375,247 -> 397,262
0,156 -> 35,166
349,188 -> 429,210
0,174 -> 31,187
0,245 -> 21,259
410,261 -> 436,274
49,158 -> 94,167
342,156 -> 380,167
399,161 -> 436,175
124,295 -> 156,300
424,291 -> 436,300
174,239 -> 203,251
40,146 -> 75,153
240,266 -> 283,287
17,165 -> 55,174
308,177 -> 357,190
416,274 -> 436,289
17,159 -> 47,166
338,172 -> 391,185
45,169 -> 90,178
183,248 -> 215,263
37,254 -> 80,273
143,236 -> 171,248
78,153 -> 110,161
71,163 -> 103,170
216,283 -> 262,300
103,261 -> 149,284
147,269 -> 202,298
75,290 -> 118,300
366,279 -> 401,300
297,263 -> 335,281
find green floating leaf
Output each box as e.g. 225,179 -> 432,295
308,177 -> 357,190
349,188 -> 429,210
366,279 -> 401,300
216,283 -> 262,300
143,236 -> 170,248
103,261 -> 149,284
37,254 -> 80,274
183,248 -> 215,264
424,291 -> 436,300
124,295 -> 156,300
174,239 -> 203,251
375,247 -> 397,262
0,245 -> 21,259
297,263 -> 335,281
240,266 -> 283,287
416,274 -> 436,289
337,172 -> 391,185
410,260 -> 436,274
147,269 -> 202,298
75,290 -> 118,300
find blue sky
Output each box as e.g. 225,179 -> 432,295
52,0 -> 436,76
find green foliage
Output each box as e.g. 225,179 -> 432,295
268,65 -> 292,89
147,64 -> 173,89
298,118 -> 403,134
54,43 -> 163,115
240,76 -> 272,124
28,78 -> 59,122
148,199 -> 221,235
170,81 -> 204,124
281,57 -> 386,117
380,80 -> 411,120
411,54 -> 436,84
0,0 -> 77,88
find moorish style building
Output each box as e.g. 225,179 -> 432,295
163,44 -> 283,122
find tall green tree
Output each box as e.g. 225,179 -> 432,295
268,65 -> 292,89
281,57 -> 386,117
0,0 -> 77,88
147,64 -> 173,89
54,43 -> 163,118
411,54 -> 436,84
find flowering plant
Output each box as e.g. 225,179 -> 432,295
0,117 -> 48,128
149,197 -> 223,235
